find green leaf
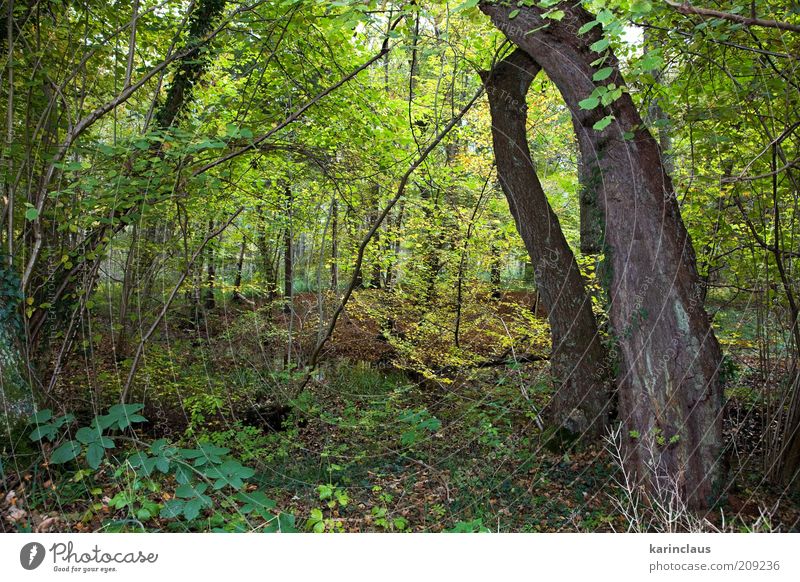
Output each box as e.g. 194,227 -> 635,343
578,20 -> 600,35
136,507 -> 153,521
508,9 -> 520,19
593,115 -> 614,131
86,442 -> 105,469
102,403 -> 147,430
237,491 -> 277,514
204,459 -> 255,490
601,86 -> 623,106
180,443 -> 229,466
25,207 -> 39,221
30,409 -> 53,424
631,0 -> 653,16
183,498 -> 204,521
160,499 -> 185,519
589,37 -> 610,53
593,67 -> 613,82
596,8 -> 614,25
318,484 -> 334,500
578,96 -> 600,110
76,426 -> 100,444
50,440 -> 81,464
176,482 -> 208,499
639,51 -> 663,71
29,424 -> 57,442
274,513 -> 297,533
54,414 -> 75,428
453,0 -> 479,12
544,9 -> 564,21
173,463 -> 193,484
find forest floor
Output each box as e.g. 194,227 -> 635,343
3,292 -> 800,532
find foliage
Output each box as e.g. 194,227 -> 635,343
26,405 -> 295,532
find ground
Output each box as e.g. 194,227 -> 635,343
2,293 -> 799,532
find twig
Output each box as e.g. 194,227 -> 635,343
664,1 -> 800,34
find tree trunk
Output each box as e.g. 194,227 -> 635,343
283,186 -> 293,315
481,3 -> 723,508
489,243 -> 502,301
204,219 -> 216,310
481,49 -> 610,439
330,196 -> 339,291
232,238 -> 247,302
116,225 -> 139,359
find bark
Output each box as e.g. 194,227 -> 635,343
153,0 -> 227,129
330,196 -> 339,291
205,219 -> 216,310
283,186 -> 293,315
232,238 -> 248,303
481,3 -> 724,508
489,243 -> 502,301
481,49 -> 610,438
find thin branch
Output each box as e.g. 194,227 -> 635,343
664,1 -> 800,33
721,159 -> 800,183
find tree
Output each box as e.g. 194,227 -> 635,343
481,49 -> 610,438
480,1 -> 724,508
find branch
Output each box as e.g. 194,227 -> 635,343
436,353 -> 548,376
664,1 -> 800,34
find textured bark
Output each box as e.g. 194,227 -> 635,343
283,186 -> 293,315
481,2 -> 724,508
330,196 -> 339,291
232,239 -> 247,302
481,49 -> 610,438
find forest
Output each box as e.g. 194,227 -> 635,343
0,0 -> 799,534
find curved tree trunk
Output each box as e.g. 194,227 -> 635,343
481,2 -> 723,508
481,49 -> 610,439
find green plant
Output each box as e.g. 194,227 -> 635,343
369,486 -> 408,531
398,408 -> 441,448
26,406 -> 296,532
306,482 -> 349,533
446,518 -> 490,533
